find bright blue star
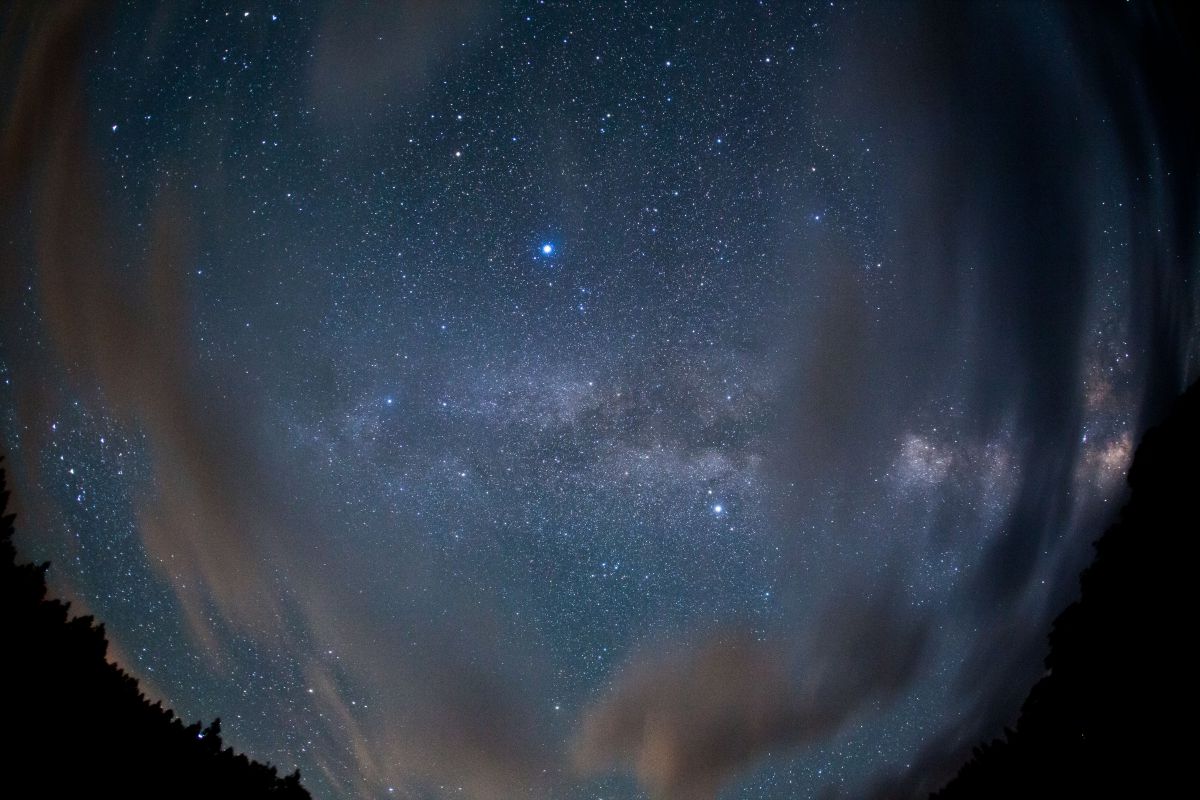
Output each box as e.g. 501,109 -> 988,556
541,243 -> 554,255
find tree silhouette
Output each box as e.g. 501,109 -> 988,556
0,462 -> 311,799
932,381 -> 1198,798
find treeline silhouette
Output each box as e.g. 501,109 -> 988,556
0,464 -> 310,799
932,381 -> 1198,798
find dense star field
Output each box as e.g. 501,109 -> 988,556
1,2 -> 1195,799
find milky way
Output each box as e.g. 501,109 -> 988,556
1,2 -> 1196,799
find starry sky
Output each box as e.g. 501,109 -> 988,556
1,2 -> 1197,799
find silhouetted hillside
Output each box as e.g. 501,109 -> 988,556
932,381 -> 1198,798
0,464 -> 311,799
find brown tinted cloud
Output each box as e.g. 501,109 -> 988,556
574,586 -> 930,800
1,3 -> 551,796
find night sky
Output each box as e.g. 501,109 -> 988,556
1,2 -> 1196,799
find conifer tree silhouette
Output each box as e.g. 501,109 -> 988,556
0,461 -> 311,799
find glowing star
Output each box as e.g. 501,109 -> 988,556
541,243 -> 554,255
712,503 -> 724,515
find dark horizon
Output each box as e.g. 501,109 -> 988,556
1,2 -> 1196,799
